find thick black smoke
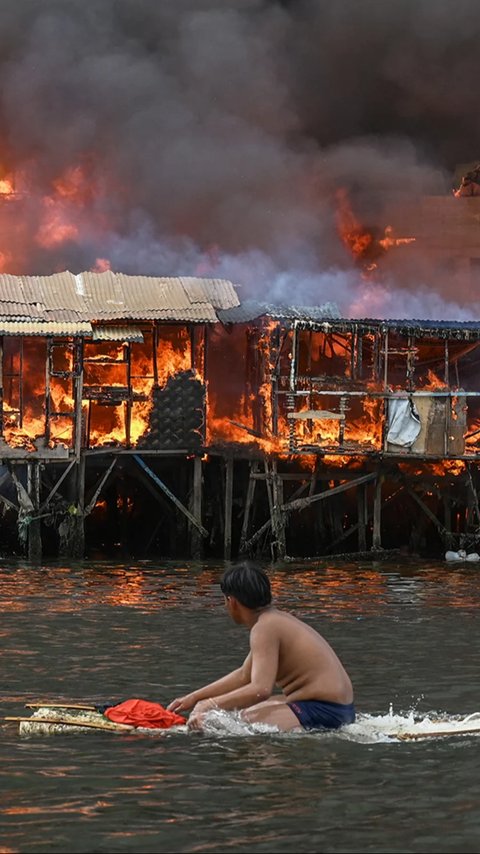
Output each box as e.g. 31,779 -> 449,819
0,0 -> 479,318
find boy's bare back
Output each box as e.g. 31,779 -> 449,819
250,608 -> 353,705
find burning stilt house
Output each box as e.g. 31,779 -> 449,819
0,271 -> 239,560
1,270 -> 480,562
212,303 -> 480,561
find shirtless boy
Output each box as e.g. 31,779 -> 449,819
167,561 -> 355,732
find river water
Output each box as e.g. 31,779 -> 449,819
0,558 -> 479,853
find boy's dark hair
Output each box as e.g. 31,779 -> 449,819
220,561 -> 272,609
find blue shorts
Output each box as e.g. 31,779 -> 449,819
287,699 -> 356,730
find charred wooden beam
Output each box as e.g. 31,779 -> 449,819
39,459 -> 77,513
227,420 -> 263,439
282,472 -> 377,514
84,458 -> 118,517
244,471 -> 377,551
83,386 -> 130,401
132,454 -> 208,538
406,487 -> 447,537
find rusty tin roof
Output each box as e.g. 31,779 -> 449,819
0,272 -> 240,335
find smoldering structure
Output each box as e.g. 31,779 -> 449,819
1,268 -> 480,562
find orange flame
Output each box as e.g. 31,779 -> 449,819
335,188 -> 415,272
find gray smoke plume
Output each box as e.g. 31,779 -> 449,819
0,0 -> 479,319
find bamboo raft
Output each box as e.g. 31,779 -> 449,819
5,703 -> 188,736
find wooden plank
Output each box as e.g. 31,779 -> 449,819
397,726 -> 480,741
5,716 -> 133,732
287,410 -> 345,421
25,702 -> 96,711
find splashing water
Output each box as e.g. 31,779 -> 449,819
200,706 -> 480,743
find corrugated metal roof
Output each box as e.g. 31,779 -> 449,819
0,320 -> 92,336
297,317 -> 480,338
92,325 -> 144,342
0,271 -> 240,331
217,302 -> 480,337
217,300 -> 340,324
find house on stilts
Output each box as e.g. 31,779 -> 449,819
1,271 -> 480,562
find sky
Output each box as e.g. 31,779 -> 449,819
0,0 -> 479,319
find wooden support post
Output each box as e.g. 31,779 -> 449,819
224,456 -> 234,560
0,336 -> 3,437
271,460 -> 286,560
86,401 -> 92,449
74,337 -> 84,459
191,455 -> 203,560
239,461 -> 258,554
443,494 -> 453,550
56,456 -> 86,558
372,473 -> 382,550
264,458 -> 274,521
28,462 -> 42,562
45,339 -> 52,445
358,482 -> 367,552
467,464 -> 480,528
383,330 -> 389,390
125,343 -> 132,449
72,455 -> 86,558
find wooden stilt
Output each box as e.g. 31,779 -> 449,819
372,472 -> 383,551
263,459 -> 276,558
443,494 -> 453,550
264,458 -> 274,521
224,455 -> 234,560
72,455 -> 86,558
358,482 -> 367,552
28,462 -> 42,562
239,461 -> 258,554
271,460 -> 286,560
191,456 -> 203,560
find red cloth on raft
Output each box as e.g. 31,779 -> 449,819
104,698 -> 185,729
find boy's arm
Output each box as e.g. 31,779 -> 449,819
188,623 -> 279,724
167,654 -> 252,713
